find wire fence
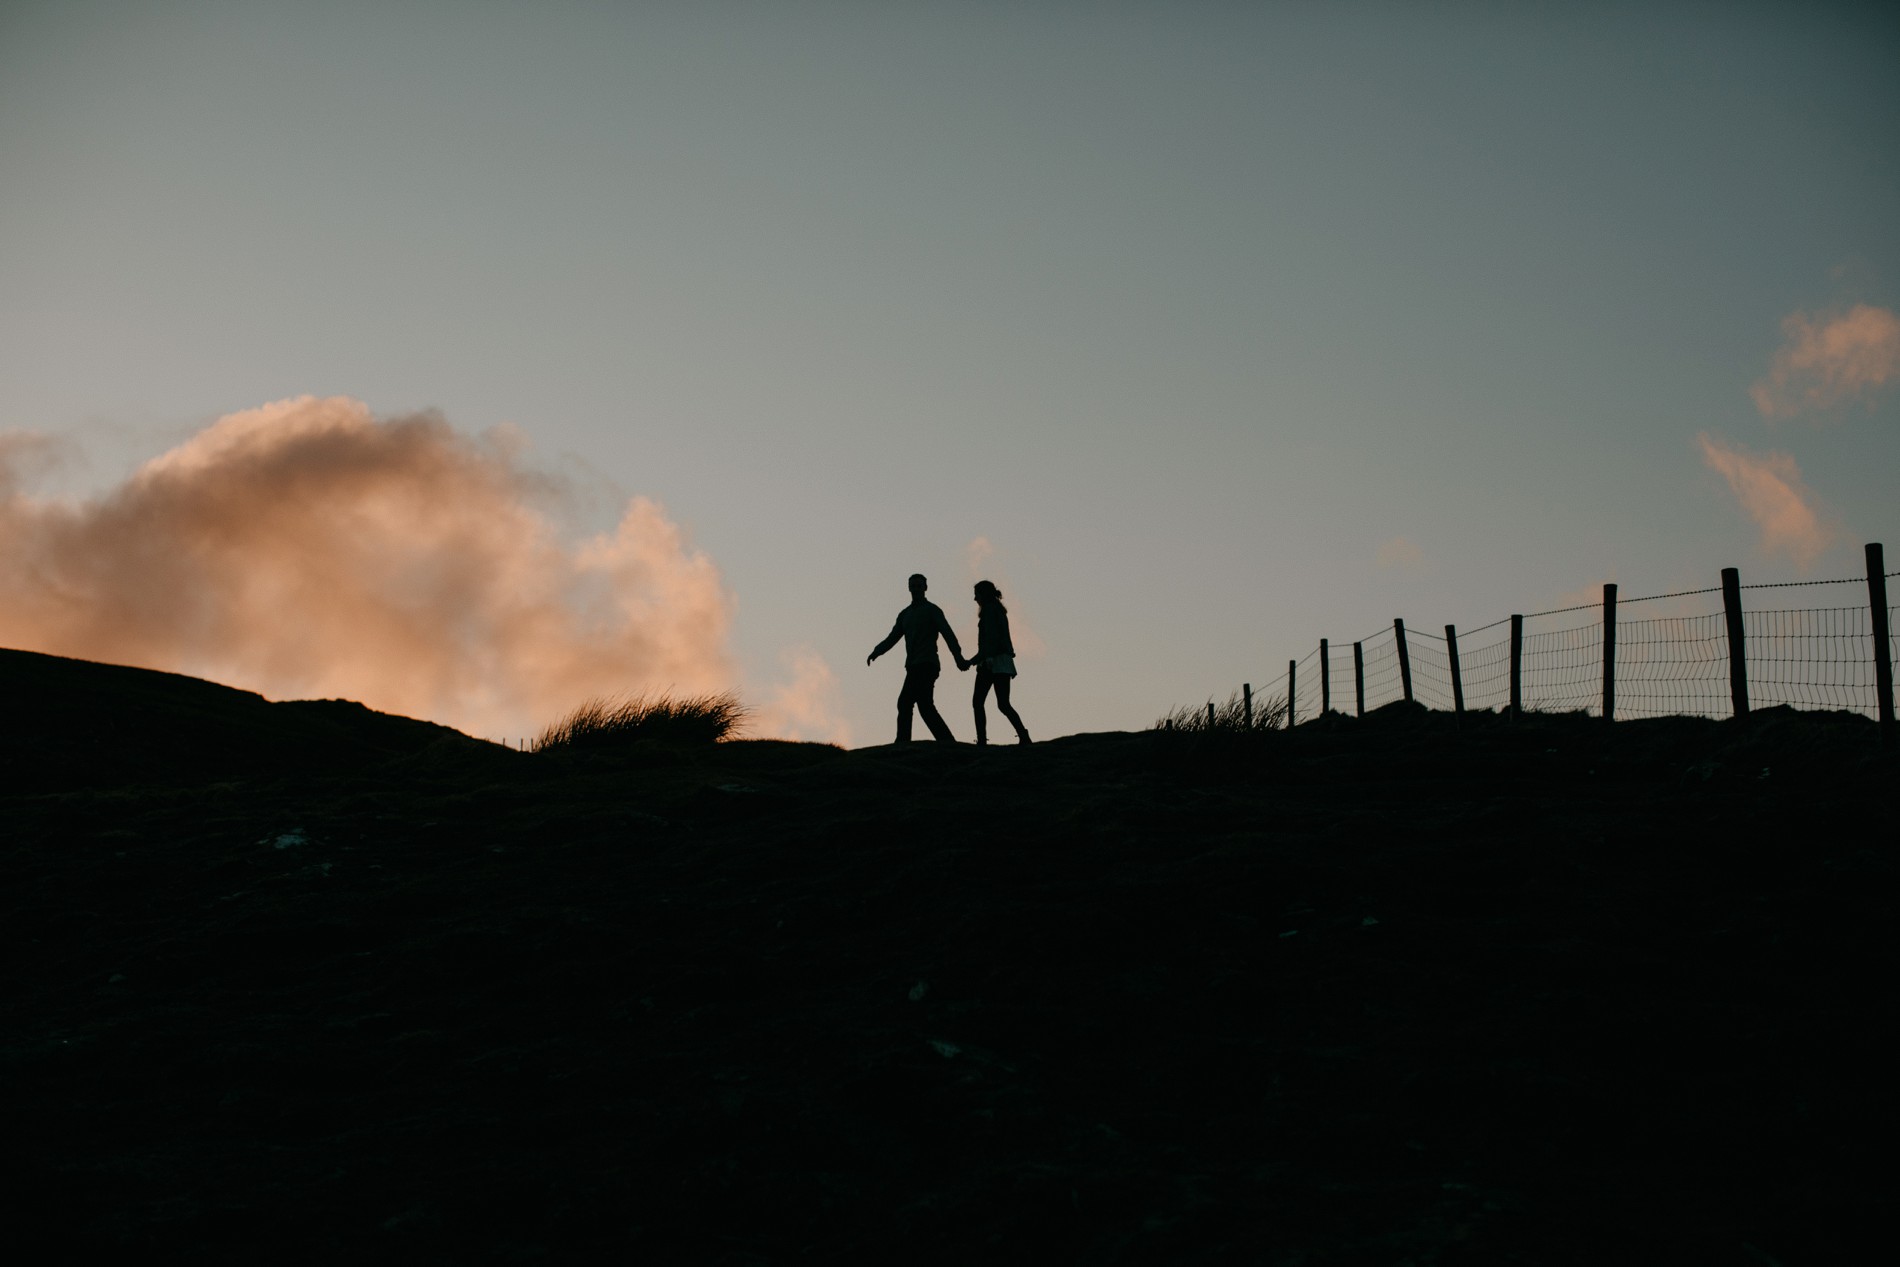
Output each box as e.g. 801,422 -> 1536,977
1242,545 -> 1899,730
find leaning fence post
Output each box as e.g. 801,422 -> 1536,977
1287,660 -> 1297,727
1394,619 -> 1413,703
1353,642 -> 1366,717
1868,542 -> 1894,742
1509,614 -> 1523,719
1602,583 -> 1617,723
1319,639 -> 1331,714
1445,624 -> 1464,717
1243,683 -> 1253,728
1722,566 -> 1748,718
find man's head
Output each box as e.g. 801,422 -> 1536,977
908,573 -> 928,597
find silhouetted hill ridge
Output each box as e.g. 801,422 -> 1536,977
2,647 -> 1889,1260
0,647 -> 477,790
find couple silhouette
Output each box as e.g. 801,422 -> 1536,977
866,573 -> 1031,746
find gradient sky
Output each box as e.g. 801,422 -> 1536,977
3,1 -> 1897,744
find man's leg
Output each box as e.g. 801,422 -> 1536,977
913,666 -> 956,743
895,671 -> 919,743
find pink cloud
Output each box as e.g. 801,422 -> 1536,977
959,535 -> 1045,659
0,396 -> 734,739
1696,432 -> 1833,567
1750,303 -> 1900,419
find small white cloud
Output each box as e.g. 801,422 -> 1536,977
1548,576 -> 1616,611
0,431 -> 73,497
963,535 -> 994,580
750,645 -> 851,745
1374,536 -> 1424,570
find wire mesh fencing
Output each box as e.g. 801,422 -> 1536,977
1210,546 -> 1899,732
1610,609 -> 1729,719
1458,622 -> 1514,713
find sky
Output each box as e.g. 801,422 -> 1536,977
2,0 -> 1897,745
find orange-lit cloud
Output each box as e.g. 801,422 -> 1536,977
751,646 -> 851,746
1696,432 -> 1832,567
1374,536 -> 1424,570
1750,303 -> 1900,419
0,396 -> 733,739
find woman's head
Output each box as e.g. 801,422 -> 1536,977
974,579 -> 1003,608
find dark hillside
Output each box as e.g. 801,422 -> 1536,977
1,662 -> 1888,1263
0,648 -> 478,790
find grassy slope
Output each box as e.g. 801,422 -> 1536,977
1,659 -> 1889,1263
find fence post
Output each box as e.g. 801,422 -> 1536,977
1353,641 -> 1366,717
1445,624 -> 1465,717
1287,661 -> 1297,727
1602,583 -> 1617,723
1243,683 -> 1253,728
1394,619 -> 1413,703
1722,566 -> 1748,718
1319,639 -> 1331,714
1868,542 -> 1894,742
1207,701 -> 1216,729
1509,614 -> 1523,719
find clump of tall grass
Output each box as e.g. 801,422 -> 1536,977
1155,688 -> 1289,733
532,691 -> 748,752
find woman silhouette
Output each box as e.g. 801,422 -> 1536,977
969,580 -> 1031,745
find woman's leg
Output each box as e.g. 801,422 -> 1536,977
972,669 -> 994,744
994,676 -> 1029,742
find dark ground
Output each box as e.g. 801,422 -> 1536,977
1,648 -> 1889,1263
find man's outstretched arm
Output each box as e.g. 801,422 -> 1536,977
936,609 -> 966,666
868,617 -> 904,665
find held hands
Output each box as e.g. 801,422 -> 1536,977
956,655 -> 971,672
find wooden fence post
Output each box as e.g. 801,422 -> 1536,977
1207,701 -> 1216,729
1445,624 -> 1465,717
1868,542 -> 1894,743
1722,566 -> 1748,718
1243,683 -> 1253,728
1319,639 -> 1331,714
1353,642 -> 1366,717
1509,614 -> 1523,719
1602,582 -> 1617,723
1287,660 -> 1297,727
1394,619 -> 1413,703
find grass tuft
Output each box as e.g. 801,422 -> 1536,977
1156,688 -> 1289,733
532,691 -> 749,752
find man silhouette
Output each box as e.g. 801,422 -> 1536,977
867,573 -> 967,744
